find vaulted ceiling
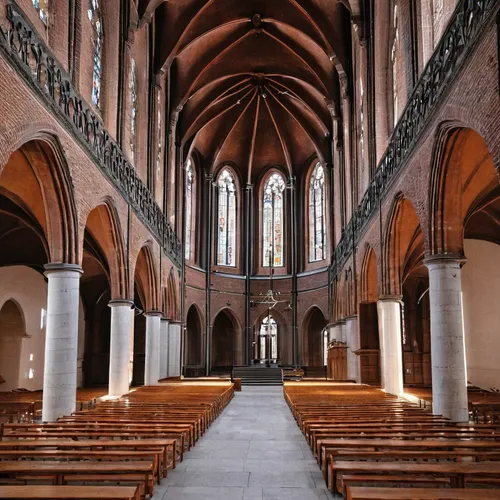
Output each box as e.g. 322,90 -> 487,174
141,0 -> 352,182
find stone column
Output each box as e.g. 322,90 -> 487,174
108,300 -> 134,397
159,318 -> 170,380
144,312 -> 162,386
42,264 -> 83,422
168,323 -> 182,377
339,320 -> 347,343
331,323 -> 343,342
328,325 -> 336,343
377,297 -> 404,395
426,258 -> 468,422
346,315 -> 361,382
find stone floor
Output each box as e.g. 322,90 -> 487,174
152,386 -> 334,500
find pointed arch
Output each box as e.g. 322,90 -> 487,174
301,305 -> 327,367
360,245 -> 379,303
134,244 -> 159,312
215,166 -> 239,267
185,303 -> 204,367
211,307 -> 243,369
164,267 -> 179,321
429,125 -> 499,257
383,194 -> 423,296
0,135 -> 78,265
260,169 -> 287,268
306,160 -> 327,263
81,198 -> 128,299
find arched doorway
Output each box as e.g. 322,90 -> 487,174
302,307 -> 327,367
359,247 -> 381,384
257,315 -> 278,365
185,305 -> 203,376
211,310 -> 239,375
0,300 -> 26,390
81,230 -> 111,388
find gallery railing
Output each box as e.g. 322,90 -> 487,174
0,3 -> 182,268
331,0 -> 497,279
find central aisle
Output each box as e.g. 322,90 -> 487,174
154,386 -> 333,500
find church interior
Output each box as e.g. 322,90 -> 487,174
0,0 -> 499,498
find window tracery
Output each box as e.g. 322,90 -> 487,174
129,59 -> 137,163
88,0 -> 103,108
309,163 -> 326,262
263,172 -> 286,267
217,169 -> 237,267
185,159 -> 194,261
391,2 -> 399,126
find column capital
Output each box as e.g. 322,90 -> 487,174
345,314 -> 358,321
108,299 -> 134,308
160,317 -> 170,323
378,295 -> 403,303
424,254 -> 465,267
145,310 -> 163,317
44,263 -> 83,275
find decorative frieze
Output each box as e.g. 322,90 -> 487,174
331,0 -> 497,279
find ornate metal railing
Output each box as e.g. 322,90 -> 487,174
0,3 -> 182,267
331,0 -> 497,279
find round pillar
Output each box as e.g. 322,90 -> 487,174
345,316 -> 361,382
160,318 -> 170,380
144,312 -> 162,385
108,300 -> 134,397
426,257 -> 468,422
42,263 -> 83,422
377,297 -> 404,395
168,323 -> 182,377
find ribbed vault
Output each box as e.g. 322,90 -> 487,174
143,0 -> 350,180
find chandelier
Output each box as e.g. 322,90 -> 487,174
249,244 -> 292,310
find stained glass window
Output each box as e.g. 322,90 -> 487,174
391,3 -> 399,126
217,169 -> 237,266
263,172 -> 285,267
32,0 -> 49,25
185,159 -> 194,261
259,316 -> 278,362
309,163 -> 326,262
156,90 -> 162,180
88,0 -> 103,108
359,77 -> 365,166
129,59 -> 137,163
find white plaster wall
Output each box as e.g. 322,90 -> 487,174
0,266 -> 86,391
0,266 -> 47,390
462,239 -> 500,391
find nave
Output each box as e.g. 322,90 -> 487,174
158,386 -> 331,500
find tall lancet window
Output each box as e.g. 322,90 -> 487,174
32,0 -> 49,25
88,0 -> 103,108
309,162 -> 326,262
185,159 -> 194,261
391,2 -> 399,126
129,59 -> 138,163
263,172 -> 286,267
217,169 -> 237,266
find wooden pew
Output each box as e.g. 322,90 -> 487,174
331,460 -> 500,495
0,438 -> 176,476
0,485 -> 140,499
0,461 -> 154,497
346,486 -> 500,499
